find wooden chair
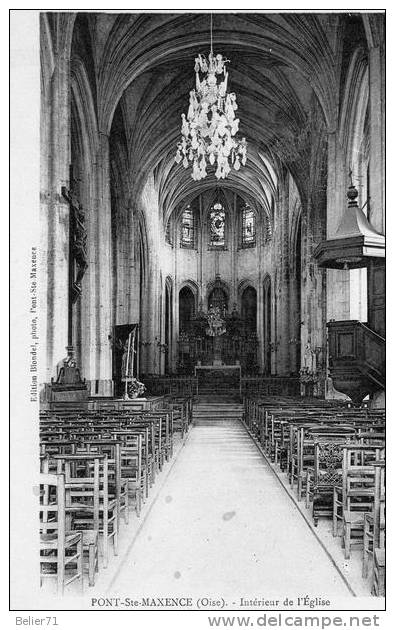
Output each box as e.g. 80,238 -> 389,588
40,473 -> 83,594
113,425 -> 151,496
333,445 -> 384,539
120,436 -> 143,517
82,529 -> 99,587
58,454 -> 101,583
53,454 -> 118,569
306,440 -> 343,526
371,548 -> 385,596
362,461 -> 385,579
77,441 -> 129,531
295,423 -> 353,501
341,467 -> 375,559
161,400 -> 188,438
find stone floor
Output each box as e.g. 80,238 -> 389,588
100,419 -> 355,606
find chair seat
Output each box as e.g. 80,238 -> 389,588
374,548 -> 385,567
343,509 -> 366,525
348,489 -> 374,496
81,529 -> 98,545
40,531 -> 81,548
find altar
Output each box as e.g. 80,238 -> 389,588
177,290 -> 259,375
194,364 -> 241,395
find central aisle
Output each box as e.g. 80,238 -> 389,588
107,419 -> 351,600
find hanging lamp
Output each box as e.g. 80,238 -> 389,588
175,13 -> 247,180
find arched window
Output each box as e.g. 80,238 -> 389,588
180,205 -> 195,248
240,204 -> 256,247
209,202 -> 226,248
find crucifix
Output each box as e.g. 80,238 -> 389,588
61,165 -> 88,363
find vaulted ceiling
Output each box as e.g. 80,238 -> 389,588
69,12 -> 374,223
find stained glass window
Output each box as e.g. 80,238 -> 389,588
209,202 -> 226,247
241,204 -> 256,247
180,205 -> 195,248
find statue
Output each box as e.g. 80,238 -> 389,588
61,186 -> 88,303
206,304 -> 226,337
53,346 -> 85,388
73,202 -> 88,290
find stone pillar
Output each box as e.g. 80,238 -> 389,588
172,233 -> 179,372
172,280 -> 179,372
275,179 -> 291,375
232,193 -> 238,306
138,176 -> 162,374
125,205 -> 134,323
139,267 -> 150,375
40,54 -> 71,390
86,132 -> 113,395
300,187 -> 327,398
325,130 -> 351,316
367,46 -> 385,407
146,267 -> 159,373
256,215 -> 264,372
288,268 -> 298,374
326,131 -> 346,238
368,46 -> 384,235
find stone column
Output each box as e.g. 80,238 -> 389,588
138,176 -> 162,374
326,131 -> 346,238
368,46 -> 384,235
325,129 -> 352,327
146,266 -> 159,373
288,267 -> 298,374
139,264 -> 150,375
232,193 -> 238,306
172,279 -> 179,372
40,54 -> 71,390
128,206 -> 141,324
170,224 -> 178,373
256,215 -> 264,372
367,45 -> 385,407
275,178 -> 291,375
89,131 -> 113,395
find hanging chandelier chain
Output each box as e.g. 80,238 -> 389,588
210,12 -> 213,56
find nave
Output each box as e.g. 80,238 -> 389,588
31,10 -> 386,613
101,414 -> 351,603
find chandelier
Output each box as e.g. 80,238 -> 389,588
175,16 -> 247,181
